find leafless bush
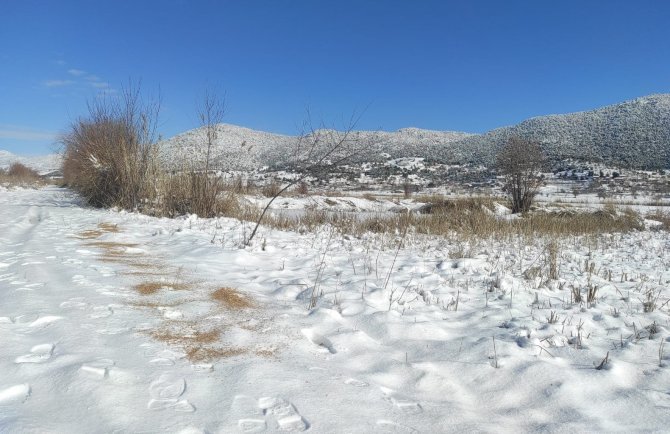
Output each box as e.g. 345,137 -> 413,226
295,181 -> 309,196
496,137 -> 546,213
7,162 -> 41,180
261,179 -> 282,198
0,162 -> 43,185
61,83 -> 160,209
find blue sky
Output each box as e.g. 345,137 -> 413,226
1,0 -> 669,155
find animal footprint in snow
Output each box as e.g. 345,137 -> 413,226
259,397 -> 309,431
15,343 -> 55,364
380,387 -> 422,415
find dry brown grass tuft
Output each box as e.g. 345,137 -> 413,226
647,211 -> 670,231
255,348 -> 278,358
97,222 -> 120,233
134,281 -> 190,295
76,222 -> 121,239
134,282 -> 165,295
249,196 -> 643,240
186,346 -> 246,362
149,326 -> 246,362
212,287 -> 254,309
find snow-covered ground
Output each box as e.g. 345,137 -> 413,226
2,186 -> 670,432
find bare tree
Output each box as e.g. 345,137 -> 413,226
495,136 -> 546,213
245,114 -> 366,245
195,88 -> 225,215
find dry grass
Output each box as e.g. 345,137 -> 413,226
186,346 -> 246,362
97,222 -> 120,232
243,197 -> 644,241
254,349 -> 278,358
75,222 -> 121,239
647,211 -> 670,231
134,281 -> 190,295
85,241 -> 139,252
134,282 -> 165,295
150,326 -> 246,362
212,287 -> 254,309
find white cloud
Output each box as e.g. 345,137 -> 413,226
85,74 -> 101,81
43,79 -> 75,88
67,69 -> 86,76
0,126 -> 57,141
90,81 -> 110,89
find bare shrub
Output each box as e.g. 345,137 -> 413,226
295,180 -> 309,196
7,162 -> 41,180
261,179 -> 282,198
0,162 -> 42,186
158,171 -> 236,218
61,83 -> 160,209
496,137 -> 546,214
191,88 -> 225,217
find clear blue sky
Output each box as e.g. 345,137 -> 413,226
1,0 -> 669,155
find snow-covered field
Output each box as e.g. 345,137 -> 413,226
2,186 -> 670,433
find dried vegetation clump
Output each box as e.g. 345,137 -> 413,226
150,326 -> 246,362
212,287 -> 254,309
0,162 -> 45,187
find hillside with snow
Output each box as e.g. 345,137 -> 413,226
457,93 -> 670,168
160,94 -> 670,171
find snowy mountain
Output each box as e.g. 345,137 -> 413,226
161,94 -> 670,170
455,93 -> 670,169
159,124 -> 474,171
0,150 -> 62,175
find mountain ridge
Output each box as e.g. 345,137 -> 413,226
161,93 -> 670,170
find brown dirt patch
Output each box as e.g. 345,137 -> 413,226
186,346 -> 246,362
97,222 -> 120,233
149,327 -> 245,362
134,281 -> 191,295
212,287 -> 254,309
76,222 -> 120,239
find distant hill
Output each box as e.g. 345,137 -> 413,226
0,150 -> 62,175
454,93 -> 670,169
160,94 -> 670,170
159,124 -> 474,171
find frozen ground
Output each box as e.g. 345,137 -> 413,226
2,186 -> 670,433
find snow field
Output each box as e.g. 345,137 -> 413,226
1,187 -> 670,432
